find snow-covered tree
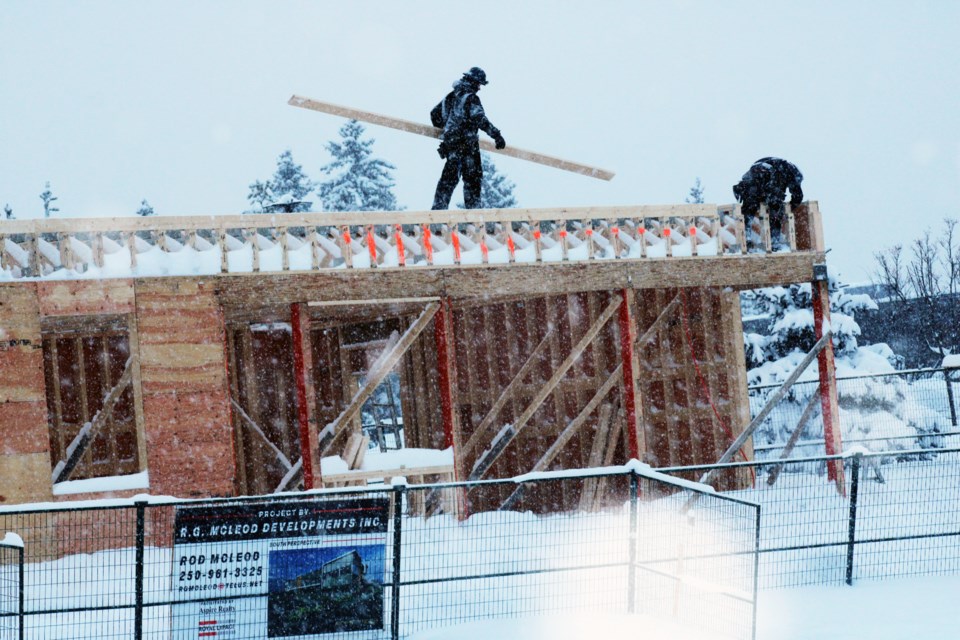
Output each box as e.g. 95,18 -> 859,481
744,270 -> 944,456
246,151 -> 315,213
317,120 -> 400,212
457,153 -> 518,209
40,182 -> 59,218
270,150 -> 314,211
3,204 -> 12,219
685,177 -> 704,204
136,199 -> 155,217
245,180 -> 274,213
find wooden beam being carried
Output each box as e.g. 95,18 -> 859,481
288,95 -> 615,181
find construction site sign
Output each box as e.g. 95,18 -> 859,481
171,496 -> 390,638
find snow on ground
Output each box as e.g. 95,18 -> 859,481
405,574 -> 960,640
755,575 -> 960,640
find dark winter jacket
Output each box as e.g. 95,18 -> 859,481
733,157 -> 804,207
430,79 -> 501,149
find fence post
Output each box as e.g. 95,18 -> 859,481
845,454 -> 861,586
17,545 -> 24,640
391,484 -> 405,640
628,471 -> 639,613
945,372 -> 958,427
134,500 -> 146,640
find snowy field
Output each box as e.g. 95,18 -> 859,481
404,574 -> 960,640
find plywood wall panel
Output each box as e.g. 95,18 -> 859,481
0,283 -> 52,504
136,279 -> 234,498
36,280 -> 135,317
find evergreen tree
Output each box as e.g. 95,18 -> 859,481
744,272 -> 943,455
3,204 -> 12,220
317,120 -> 400,212
136,199 -> 155,217
685,177 -> 704,204
245,179 -> 274,213
269,150 -> 314,212
40,182 -> 59,218
457,153 -> 518,209
245,151 -> 314,213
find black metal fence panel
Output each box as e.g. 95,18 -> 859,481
660,447 -> 960,589
0,467 -> 759,640
750,368 -> 960,458
0,536 -> 23,640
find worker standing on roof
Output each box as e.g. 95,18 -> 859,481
430,67 -> 507,210
732,157 -> 804,250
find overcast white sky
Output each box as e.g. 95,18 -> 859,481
2,1 -> 958,282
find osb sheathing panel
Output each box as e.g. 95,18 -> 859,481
0,453 -> 52,504
136,279 -> 235,498
0,284 -> 52,503
135,279 -> 227,394
634,287 -> 751,490
36,279 -> 135,317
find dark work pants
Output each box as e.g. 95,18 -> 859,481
742,199 -> 785,244
432,145 -> 482,210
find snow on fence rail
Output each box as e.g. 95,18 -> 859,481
0,203 -> 816,279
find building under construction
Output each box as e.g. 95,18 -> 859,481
0,200 -> 844,512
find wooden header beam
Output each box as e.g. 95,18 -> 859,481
288,95 -> 616,181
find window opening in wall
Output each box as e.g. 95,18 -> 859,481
41,315 -> 141,482
339,324 -> 406,453
358,370 -> 404,452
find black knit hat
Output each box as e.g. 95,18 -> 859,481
463,67 -> 488,85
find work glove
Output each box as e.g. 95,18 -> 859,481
494,133 -> 506,150
437,141 -> 448,159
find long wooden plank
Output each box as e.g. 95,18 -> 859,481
500,368 -> 621,510
578,402 -> 617,511
530,364 -> 623,474
696,332 -> 832,489
531,364 -> 623,471
324,302 -> 440,437
230,398 -> 293,471
321,464 -> 455,485
469,295 -> 621,480
53,358 -> 133,483
766,392 -> 820,486
460,326 -> 556,459
288,95 -> 615,181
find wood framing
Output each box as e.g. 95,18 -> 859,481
0,202 -> 839,509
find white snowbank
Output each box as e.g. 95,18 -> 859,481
409,612 -> 718,640
53,470 -> 149,496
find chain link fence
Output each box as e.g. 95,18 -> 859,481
750,367 -> 960,458
0,466 -> 759,640
660,447 -> 960,589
